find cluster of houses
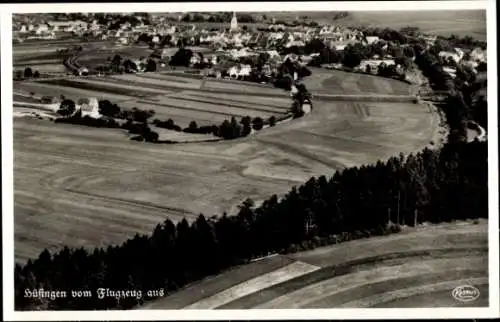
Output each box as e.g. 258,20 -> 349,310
438,46 -> 487,78
13,13 -> 487,80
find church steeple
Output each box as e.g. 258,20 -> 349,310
230,11 -> 238,32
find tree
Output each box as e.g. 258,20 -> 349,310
98,100 -> 121,117
187,120 -> 198,132
252,117 -> 264,131
291,99 -> 304,118
33,71 -> 40,78
240,116 -> 252,136
268,116 -> 277,127
342,50 -> 362,68
57,99 -> 76,116
24,67 -> 33,78
169,48 -> 193,67
146,59 -> 157,72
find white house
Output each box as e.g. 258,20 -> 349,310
443,66 -> 457,78
79,97 -> 100,118
438,51 -> 462,64
470,47 -> 486,62
35,24 -> 49,35
365,36 -> 379,45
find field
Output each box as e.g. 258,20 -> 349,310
305,67 -> 410,95
336,10 -> 487,40
249,10 -> 486,40
13,67 -> 443,262
142,221 -> 488,308
15,72 -> 292,128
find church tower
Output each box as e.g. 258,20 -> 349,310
230,12 -> 238,32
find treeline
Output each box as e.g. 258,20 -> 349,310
154,114 -> 280,140
54,98 -> 160,142
53,90 -> 304,143
15,137 -> 487,310
438,34 -> 487,50
181,12 -> 256,24
15,67 -> 41,80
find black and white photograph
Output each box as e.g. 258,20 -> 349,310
2,1 -> 498,320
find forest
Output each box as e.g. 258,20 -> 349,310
14,27 -> 489,310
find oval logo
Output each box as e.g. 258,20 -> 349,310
452,285 -> 480,302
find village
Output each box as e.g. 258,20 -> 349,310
13,11 -> 487,81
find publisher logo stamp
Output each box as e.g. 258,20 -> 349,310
452,285 -> 480,302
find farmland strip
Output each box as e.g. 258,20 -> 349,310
183,92 -> 291,109
219,248 -> 486,309
142,255 -> 296,309
135,100 -> 261,118
256,137 -> 345,169
168,95 -> 288,115
65,188 -> 197,217
337,277 -> 488,308
38,78 -> 166,97
184,261 -> 321,309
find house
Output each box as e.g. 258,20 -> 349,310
470,47 -> 486,62
35,23 -> 49,35
359,59 -> 396,71
443,66 -> 457,78
118,37 -> 129,45
78,67 -> 89,76
79,97 -> 100,118
439,51 -> 462,64
364,36 -> 379,45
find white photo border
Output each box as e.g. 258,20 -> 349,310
2,1 -> 498,320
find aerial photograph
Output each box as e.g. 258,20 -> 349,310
12,8 -> 489,310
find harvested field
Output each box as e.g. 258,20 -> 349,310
336,10 -> 487,40
18,73 -> 291,128
14,51 -> 63,63
255,10 -> 486,40
37,78 -> 171,98
14,64 -> 68,73
14,90 -> 443,263
305,68 -> 410,95
75,46 -> 154,67
143,221 -> 488,309
14,81 -> 134,102
13,94 -> 41,104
